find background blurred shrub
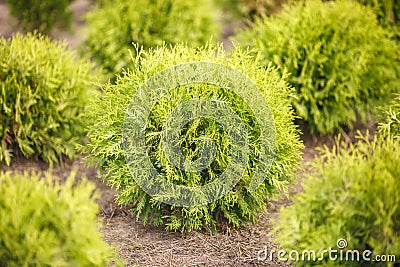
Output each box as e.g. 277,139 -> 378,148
275,133 -> 400,266
357,0 -> 399,26
84,0 -> 220,78
0,33 -> 97,165
5,0 -> 74,34
236,0 -> 400,134
216,0 -> 286,19
0,171 -> 121,266
84,43 -> 303,232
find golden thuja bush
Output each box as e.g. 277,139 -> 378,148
85,43 -> 303,232
6,0 -> 74,34
275,94 -> 400,266
84,0 -> 220,78
0,171 -> 122,266
236,0 -> 400,134
0,33 -> 98,165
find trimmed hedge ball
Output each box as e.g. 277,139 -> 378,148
236,0 -> 400,134
85,43 -> 303,232
0,33 -> 98,165
84,0 -> 220,78
0,171 -> 122,266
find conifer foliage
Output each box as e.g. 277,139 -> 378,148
237,0 -> 400,134
85,43 -> 303,231
0,171 -> 122,266
0,33 -> 96,165
84,0 -> 219,78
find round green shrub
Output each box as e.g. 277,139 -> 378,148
275,135 -> 400,266
85,43 -> 303,232
0,171 -> 122,266
83,0 -> 220,78
378,94 -> 400,137
6,0 -> 74,34
0,33 -> 97,165
236,0 -> 400,134
357,0 -> 400,26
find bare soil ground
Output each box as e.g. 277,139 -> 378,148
0,1 -> 378,266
